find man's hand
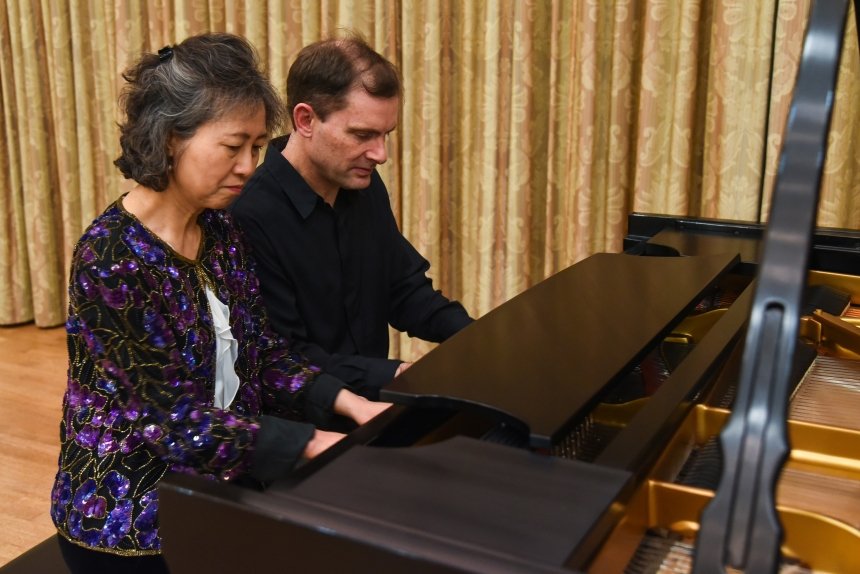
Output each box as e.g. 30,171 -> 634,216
394,361 -> 413,378
333,389 -> 392,425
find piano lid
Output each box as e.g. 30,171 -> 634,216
384,251 -> 739,449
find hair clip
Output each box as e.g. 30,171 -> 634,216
158,46 -> 174,62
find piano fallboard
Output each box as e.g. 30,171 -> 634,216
160,437 -> 631,573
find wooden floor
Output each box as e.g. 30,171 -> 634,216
0,323 -> 67,567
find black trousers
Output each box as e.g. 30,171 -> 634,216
57,535 -> 170,574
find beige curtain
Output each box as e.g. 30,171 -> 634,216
1,1 -> 859,365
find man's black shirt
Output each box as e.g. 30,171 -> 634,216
231,136 -> 473,396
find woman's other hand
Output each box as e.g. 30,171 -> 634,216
303,429 -> 346,459
333,389 -> 392,425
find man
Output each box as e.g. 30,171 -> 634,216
231,35 -> 473,399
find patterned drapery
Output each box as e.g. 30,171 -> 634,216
1,1 -> 858,364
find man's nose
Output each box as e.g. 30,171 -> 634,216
366,136 -> 388,164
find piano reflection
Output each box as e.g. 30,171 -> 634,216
158,1 -> 860,572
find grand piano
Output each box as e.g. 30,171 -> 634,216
159,1 -> 860,572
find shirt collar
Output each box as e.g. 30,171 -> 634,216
264,134 -> 323,220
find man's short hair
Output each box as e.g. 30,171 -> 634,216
286,33 -> 402,128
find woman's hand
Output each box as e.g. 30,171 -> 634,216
333,389 -> 392,425
303,390 -> 390,460
303,429 -> 346,460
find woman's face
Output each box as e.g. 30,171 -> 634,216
167,104 -> 268,211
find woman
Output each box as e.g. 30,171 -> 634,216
50,33 -> 388,573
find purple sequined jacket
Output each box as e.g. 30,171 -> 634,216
51,199 -> 342,556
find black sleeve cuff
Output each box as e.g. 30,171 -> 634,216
357,358 -> 401,399
304,372 -> 345,426
251,415 -> 315,482
425,305 -> 474,343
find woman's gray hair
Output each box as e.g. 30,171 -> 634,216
114,33 -> 283,191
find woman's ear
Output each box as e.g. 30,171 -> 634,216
166,135 -> 178,167
292,103 -> 316,136
166,134 -> 187,169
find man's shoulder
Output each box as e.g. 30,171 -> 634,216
232,164 -> 285,219
240,136 -> 291,196
242,157 -> 280,195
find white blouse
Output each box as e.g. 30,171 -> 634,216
205,286 -> 240,409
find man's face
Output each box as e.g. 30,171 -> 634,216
307,89 -> 400,193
